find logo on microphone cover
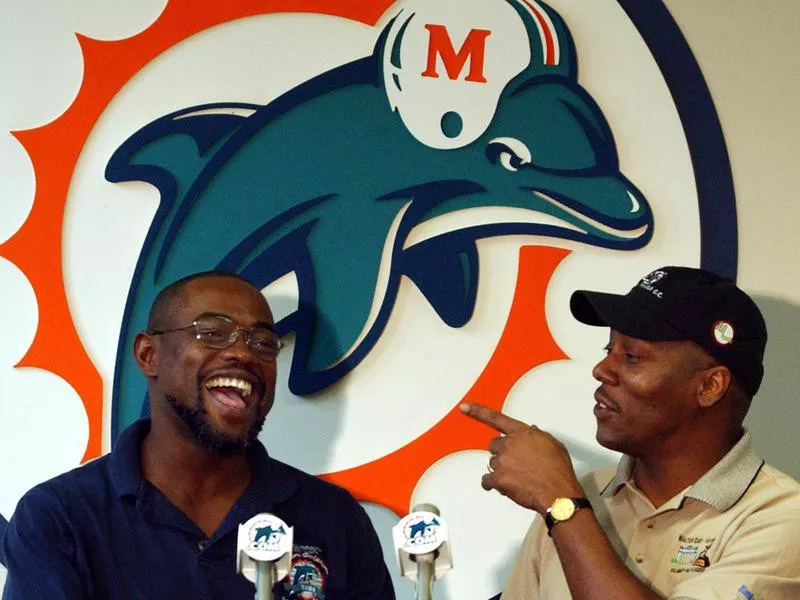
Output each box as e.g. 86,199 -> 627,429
398,511 -> 444,554
246,516 -> 288,554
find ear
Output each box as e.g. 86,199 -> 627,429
133,332 -> 158,378
696,366 -> 732,408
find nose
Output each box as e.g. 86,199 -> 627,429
592,351 -> 618,385
220,328 -> 258,363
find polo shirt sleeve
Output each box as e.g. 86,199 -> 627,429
344,502 -> 395,599
669,508 -> 800,600
2,485 -> 86,599
500,517 -> 545,600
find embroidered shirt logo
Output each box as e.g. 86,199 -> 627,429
669,535 -> 714,573
282,545 -> 328,599
737,584 -> 755,600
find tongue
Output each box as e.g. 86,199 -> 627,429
209,388 -> 247,410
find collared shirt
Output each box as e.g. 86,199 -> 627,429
2,419 -> 395,599
501,431 -> 800,599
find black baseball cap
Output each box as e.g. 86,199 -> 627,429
569,266 -> 767,396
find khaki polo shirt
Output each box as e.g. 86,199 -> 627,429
501,432 -> 800,599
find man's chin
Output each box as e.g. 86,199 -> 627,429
167,394 -> 265,456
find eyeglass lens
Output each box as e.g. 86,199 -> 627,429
194,316 -> 279,358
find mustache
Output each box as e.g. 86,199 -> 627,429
594,387 -> 618,411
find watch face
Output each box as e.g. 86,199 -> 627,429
550,497 -> 576,521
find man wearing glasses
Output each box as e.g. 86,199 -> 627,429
3,272 -> 395,599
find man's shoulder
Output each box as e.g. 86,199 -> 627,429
18,454 -> 114,513
749,461 -> 800,507
267,457 -> 358,505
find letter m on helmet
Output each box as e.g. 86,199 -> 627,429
421,24 -> 491,83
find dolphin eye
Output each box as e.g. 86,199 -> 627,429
487,137 -> 532,172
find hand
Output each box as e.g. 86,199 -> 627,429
460,402 -> 584,513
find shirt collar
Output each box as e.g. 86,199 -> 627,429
109,418 -> 150,498
109,418 -> 300,507
600,430 -> 764,511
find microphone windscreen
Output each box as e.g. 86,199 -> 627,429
412,503 -> 440,516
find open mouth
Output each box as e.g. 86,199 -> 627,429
532,190 -> 650,241
593,389 -> 617,417
205,376 -> 256,412
402,186 -> 650,251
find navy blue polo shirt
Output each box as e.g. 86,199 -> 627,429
2,420 -> 394,599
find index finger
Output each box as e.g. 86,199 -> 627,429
459,402 -> 529,434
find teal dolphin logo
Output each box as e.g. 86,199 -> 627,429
254,525 -> 286,544
409,517 -> 440,538
106,0 -> 653,436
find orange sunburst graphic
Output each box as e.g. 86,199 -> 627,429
0,0 -> 394,463
323,245 -> 568,515
0,0 -> 569,516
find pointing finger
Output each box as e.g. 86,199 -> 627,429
460,402 -> 529,435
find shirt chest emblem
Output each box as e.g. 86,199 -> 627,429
668,535 -> 715,572
281,544 -> 328,599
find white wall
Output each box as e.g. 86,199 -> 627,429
664,0 -> 800,477
1,1 -> 799,595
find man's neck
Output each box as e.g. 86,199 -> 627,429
141,421 -> 253,536
632,429 -> 742,508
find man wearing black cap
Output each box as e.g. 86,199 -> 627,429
462,266 -> 800,599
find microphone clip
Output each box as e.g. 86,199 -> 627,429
393,508 -> 453,581
236,514 -> 294,584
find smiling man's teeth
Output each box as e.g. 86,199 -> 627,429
206,377 -> 252,397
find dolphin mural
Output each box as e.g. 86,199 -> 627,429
106,0 -> 653,437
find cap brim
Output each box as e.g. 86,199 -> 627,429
569,290 -> 686,341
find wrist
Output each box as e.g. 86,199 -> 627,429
544,497 -> 592,536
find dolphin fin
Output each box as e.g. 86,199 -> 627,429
402,236 -> 479,327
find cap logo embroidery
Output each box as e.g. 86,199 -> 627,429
712,321 -> 734,345
640,270 -> 667,286
638,270 -> 667,298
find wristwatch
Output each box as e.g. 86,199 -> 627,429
544,497 -> 592,536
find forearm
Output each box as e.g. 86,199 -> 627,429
551,510 -> 662,600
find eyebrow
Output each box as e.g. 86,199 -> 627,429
195,312 -> 276,331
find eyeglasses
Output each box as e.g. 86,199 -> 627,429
149,314 -> 282,361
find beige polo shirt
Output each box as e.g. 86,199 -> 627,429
501,432 -> 800,599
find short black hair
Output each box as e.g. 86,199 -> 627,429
147,270 -> 255,332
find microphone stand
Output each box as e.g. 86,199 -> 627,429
237,514 -> 293,600
415,552 -> 435,600
255,561 -> 276,600
393,503 -> 452,600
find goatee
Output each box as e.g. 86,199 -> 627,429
166,393 -> 265,456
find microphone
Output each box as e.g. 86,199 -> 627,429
236,513 -> 294,600
392,503 -> 453,600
